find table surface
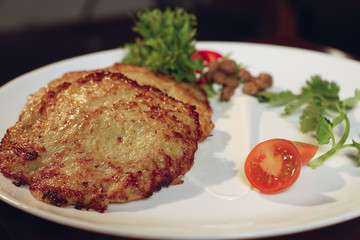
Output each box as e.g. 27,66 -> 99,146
0,37 -> 359,240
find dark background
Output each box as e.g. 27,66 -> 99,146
1,0 -> 360,87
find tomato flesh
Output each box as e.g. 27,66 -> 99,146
192,50 -> 223,84
191,50 -> 223,66
292,141 -> 319,164
244,139 -> 301,193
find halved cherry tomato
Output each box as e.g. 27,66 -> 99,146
244,139 -> 301,194
292,141 -> 319,165
191,50 -> 223,66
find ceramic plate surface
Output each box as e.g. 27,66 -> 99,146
1,42 -> 360,239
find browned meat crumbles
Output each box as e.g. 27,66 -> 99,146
0,71 -> 202,212
204,58 -> 273,101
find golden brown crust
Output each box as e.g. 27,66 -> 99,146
27,63 -> 214,141
0,71 -> 201,212
106,63 -> 214,141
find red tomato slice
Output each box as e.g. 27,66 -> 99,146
191,50 -> 222,66
292,141 -> 319,164
244,139 -> 301,194
196,72 -> 207,85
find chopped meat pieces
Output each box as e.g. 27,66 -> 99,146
212,71 -> 227,85
220,86 -> 235,102
224,76 -> 239,88
242,81 -> 259,96
203,57 -> 273,101
218,59 -> 237,75
253,73 -> 273,90
237,69 -> 252,82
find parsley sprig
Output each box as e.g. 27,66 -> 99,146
257,75 -> 360,168
121,8 -> 203,83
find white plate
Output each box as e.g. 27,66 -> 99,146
1,42 -> 360,239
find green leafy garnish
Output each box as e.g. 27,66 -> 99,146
256,90 -> 297,105
299,104 -> 320,133
200,83 -> 219,98
257,75 -> 360,168
121,8 -> 203,83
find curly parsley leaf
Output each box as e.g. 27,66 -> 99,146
121,8 -> 203,83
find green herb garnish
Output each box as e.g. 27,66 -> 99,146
121,8 -> 203,83
257,75 -> 360,168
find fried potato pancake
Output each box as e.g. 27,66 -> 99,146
0,72 -> 201,212
106,63 -> 214,141
31,63 -> 214,141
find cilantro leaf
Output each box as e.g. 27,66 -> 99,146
353,140 -> 360,151
332,113 -> 345,127
257,74 -> 360,168
316,115 -> 333,145
255,91 -> 274,103
299,104 -> 320,133
284,93 -> 313,115
257,90 -> 297,105
306,75 -> 340,101
351,140 -> 360,166
343,89 -> 360,109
